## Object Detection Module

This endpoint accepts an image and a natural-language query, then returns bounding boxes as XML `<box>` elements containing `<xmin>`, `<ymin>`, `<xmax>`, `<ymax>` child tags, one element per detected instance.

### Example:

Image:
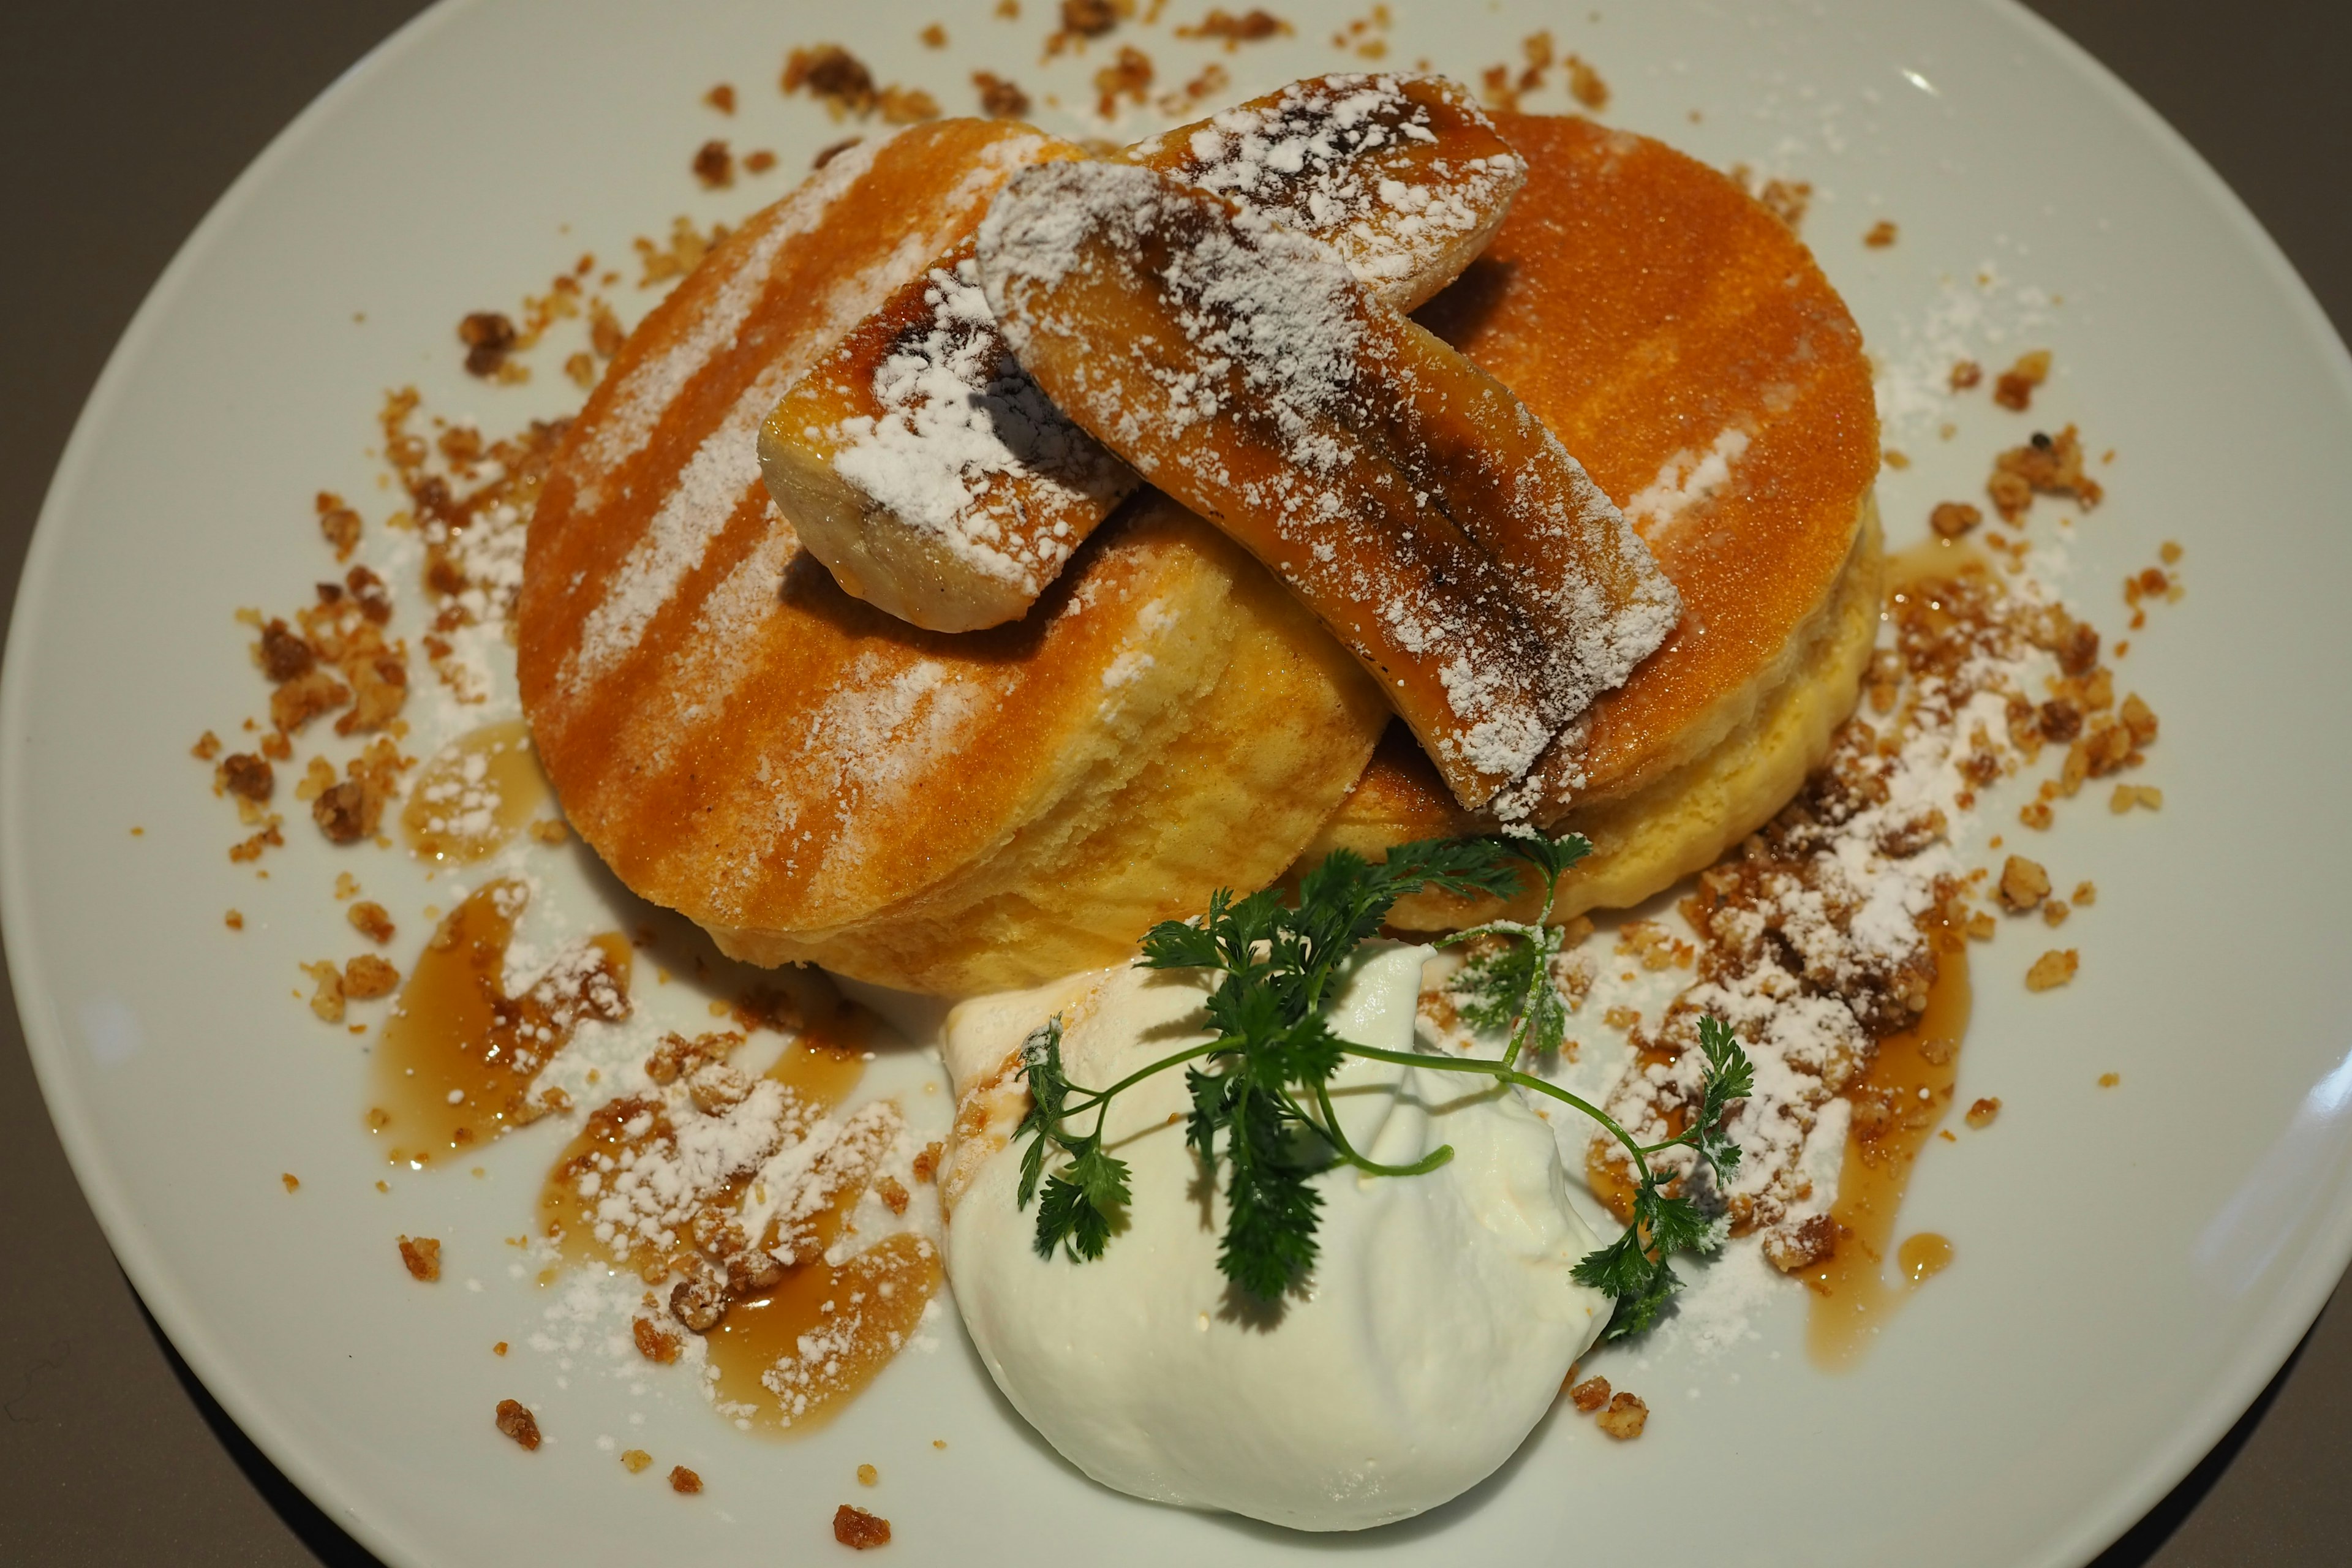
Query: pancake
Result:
<box><xmin>519</xmin><ymin>121</ymin><xmax>1389</xmax><ymax>995</ymax></box>
<box><xmin>525</xmin><ymin>108</ymin><xmax>1878</xmax><ymax>994</ymax></box>
<box><xmin>1297</xmin><ymin>111</ymin><xmax>1882</xmax><ymax>920</ymax></box>
<box><xmin>1305</xmin><ymin>503</ymin><xmax>1882</xmax><ymax>929</ymax></box>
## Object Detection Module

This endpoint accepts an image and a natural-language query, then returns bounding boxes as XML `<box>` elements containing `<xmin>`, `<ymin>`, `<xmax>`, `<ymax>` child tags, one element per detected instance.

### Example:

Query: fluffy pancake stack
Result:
<box><xmin>519</xmin><ymin>86</ymin><xmax>1880</xmax><ymax>994</ymax></box>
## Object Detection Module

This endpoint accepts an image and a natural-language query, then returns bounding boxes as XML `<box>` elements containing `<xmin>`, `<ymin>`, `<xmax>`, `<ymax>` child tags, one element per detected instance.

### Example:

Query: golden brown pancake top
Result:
<box><xmin>1419</xmin><ymin>113</ymin><xmax>1879</xmax><ymax>809</ymax></box>
<box><xmin>519</xmin><ymin>119</ymin><xmax>1172</xmax><ymax>935</ymax></box>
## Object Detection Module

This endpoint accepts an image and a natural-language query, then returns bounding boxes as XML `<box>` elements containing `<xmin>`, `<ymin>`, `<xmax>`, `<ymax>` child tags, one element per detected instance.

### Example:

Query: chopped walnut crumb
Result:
<box><xmin>312</xmin><ymin>737</ymin><xmax>405</xmax><ymax>845</ymax></box>
<box><xmin>2019</xmin><ymin>801</ymin><xmax>2054</xmax><ymax>831</ymax></box>
<box><xmin>1568</xmin><ymin>1375</ymin><xmax>1611</xmax><ymax>1412</ymax></box>
<box><xmin>669</xmin><ymin>1274</ymin><xmax>725</xmax><ymax>1332</ymax></box>
<box><xmin>270</xmin><ymin>669</ymin><xmax>350</xmax><ymax>734</ymax></box>
<box><xmin>633</xmin><ymin>1316</ymin><xmax>682</xmax><ymax>1364</ymax></box>
<box><xmin>1176</xmin><ymin>8</ymin><xmax>1291</xmax><ymax>47</ymax></box>
<box><xmin>303</xmin><ymin>960</ymin><xmax>346</xmax><ymax>1022</ymax></box>
<box><xmin>316</xmin><ymin>491</ymin><xmax>363</xmax><ymax>561</ymax></box>
<box><xmin>633</xmin><ymin>215</ymin><xmax>730</xmax><ymax>287</ymax></box>
<box><xmin>1094</xmin><ymin>45</ymin><xmax>1153</xmax><ymax>116</ymax></box>
<box><xmin>344</xmin><ymin>954</ymin><xmax>400</xmax><ymax>1000</ymax></box>
<box><xmin>1061</xmin><ymin>0</ymin><xmax>1125</xmax><ymax>37</ymax></box>
<box><xmin>705</xmin><ymin>82</ymin><xmax>736</xmax><ymax>113</ymax></box>
<box><xmin>1478</xmin><ymin>62</ymin><xmax>1520</xmax><ymax>113</ymax></box>
<box><xmin>1595</xmin><ymin>1392</ymin><xmax>1649</xmax><ymax>1440</ymax></box>
<box><xmin>281</xmin><ymin>1172</ymin><xmax>300</xmax><ymax>1193</ymax></box>
<box><xmin>494</xmin><ymin>1398</ymin><xmax>540</xmax><ymax>1450</ymax></box>
<box><xmin>1565</xmin><ymin>53</ymin><xmax>1608</xmax><ymax>110</ymax></box>
<box><xmin>783</xmin><ymin>45</ymin><xmax>877</xmax><ymax>116</ymax></box>
<box><xmin>1994</xmin><ymin>349</ymin><xmax>2051</xmax><ymax>412</ymax></box>
<box><xmin>973</xmin><ymin>70</ymin><xmax>1030</xmax><ymax>116</ymax></box>
<box><xmin>492</xmin><ymin>1340</ymin><xmax>508</xmax><ymax>1355</ymax></box>
<box><xmin>1753</xmin><ymin>176</ymin><xmax>1811</xmax><ymax>231</ymax></box>
<box><xmin>857</xmin><ymin>1462</ymin><xmax>880</xmax><ymax>1486</ymax></box>
<box><xmin>879</xmin><ymin>85</ymin><xmax>940</xmax><ymax>124</ymax></box>
<box><xmin>225</xmin><ymin>909</ymin><xmax>245</xmax><ymax>930</ymax></box>
<box><xmin>692</xmin><ymin>139</ymin><xmax>734</xmax><ymax>188</ymax></box>
<box><xmin>1762</xmin><ymin>1213</ymin><xmax>1837</xmax><ymax>1272</ymax></box>
<box><xmin>529</xmin><ymin>818</ymin><xmax>570</xmax><ymax>845</ymax></box>
<box><xmin>336</xmin><ymin>652</ymin><xmax>407</xmax><ymax>737</ymax></box>
<box><xmin>1989</xmin><ymin>424</ymin><xmax>2103</xmax><ymax>521</ymax></box>
<box><xmin>458</xmin><ymin>312</ymin><xmax>518</xmax><ymax>377</ymax></box>
<box><xmin>2041</xmin><ymin>899</ymin><xmax>2071</xmax><ymax>927</ymax></box>
<box><xmin>1996</xmin><ymin>855</ymin><xmax>2050</xmax><ymax>912</ymax></box>
<box><xmin>398</xmin><ymin>1235</ymin><xmax>442</xmax><ymax>1281</ymax></box>
<box><xmin>2110</xmin><ymin>783</ymin><xmax>2164</xmax><ymax>813</ymax></box>
<box><xmin>621</xmin><ymin>1448</ymin><xmax>653</xmax><ymax>1472</ymax></box>
<box><xmin>2119</xmin><ymin>692</ymin><xmax>2158</xmax><ymax>747</ymax></box>
<box><xmin>1864</xmin><ymin>219</ymin><xmax>1898</xmax><ymax>247</ymax></box>
<box><xmin>743</xmin><ymin>149</ymin><xmax>777</xmax><ymax>175</ymax></box>
<box><xmin>589</xmin><ymin>301</ymin><xmax>624</xmax><ymax>356</ymax></box>
<box><xmin>2099</xmin><ymin>1072</ymin><xmax>2121</xmax><ymax>1088</ymax></box>
<box><xmin>1964</xmin><ymin>910</ymin><xmax>1996</xmax><ymax>941</ymax></box>
<box><xmin>2026</xmin><ymin>949</ymin><xmax>2079</xmax><ymax>991</ymax></box>
<box><xmin>2038</xmin><ymin>698</ymin><xmax>2082</xmax><ymax>744</ymax></box>
<box><xmin>1602</xmin><ymin>1006</ymin><xmax>1640</xmax><ymax>1030</ymax></box>
<box><xmin>668</xmin><ymin>1465</ymin><xmax>703</xmax><ymax>1494</ymax></box>
<box><xmin>1965</xmin><ymin>1096</ymin><xmax>2002</xmax><ymax>1129</ymax></box>
<box><xmin>1950</xmin><ymin>359</ymin><xmax>1983</xmax><ymax>391</ymax></box>
<box><xmin>920</xmin><ymin>22</ymin><xmax>948</xmax><ymax>47</ymax></box>
<box><xmin>834</xmin><ymin>1504</ymin><xmax>892</xmax><ymax>1548</ymax></box>
<box><xmin>257</xmin><ymin>618</ymin><xmax>317</xmax><ymax>682</ymax></box>
<box><xmin>913</xmin><ymin>1140</ymin><xmax>944</xmax><ymax>1183</ymax></box>
<box><xmin>192</xmin><ymin>729</ymin><xmax>224</xmax><ymax>761</ymax></box>
<box><xmin>218</xmin><ymin>753</ymin><xmax>274</xmax><ymax>802</ymax></box>
<box><xmin>1929</xmin><ymin>501</ymin><xmax>1981</xmax><ymax>539</ymax></box>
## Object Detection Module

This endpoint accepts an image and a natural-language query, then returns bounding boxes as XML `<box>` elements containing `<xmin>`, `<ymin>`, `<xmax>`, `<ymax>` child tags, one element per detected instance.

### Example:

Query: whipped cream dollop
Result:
<box><xmin>938</xmin><ymin>944</ymin><xmax>1613</xmax><ymax>1531</ymax></box>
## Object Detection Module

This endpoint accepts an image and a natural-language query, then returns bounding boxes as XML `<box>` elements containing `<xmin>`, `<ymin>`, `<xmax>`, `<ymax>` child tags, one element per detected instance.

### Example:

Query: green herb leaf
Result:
<box><xmin>1689</xmin><ymin>1015</ymin><xmax>1756</xmax><ymax>1184</ymax></box>
<box><xmin>1006</xmin><ymin>832</ymin><xmax>1751</xmax><ymax>1344</ymax></box>
<box><xmin>1494</xmin><ymin>829</ymin><xmax>1593</xmax><ymax>888</ymax></box>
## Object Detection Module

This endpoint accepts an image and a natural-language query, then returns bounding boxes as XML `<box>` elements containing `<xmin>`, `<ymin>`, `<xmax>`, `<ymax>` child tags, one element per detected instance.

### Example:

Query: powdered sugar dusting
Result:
<box><xmin>562</xmin><ymin>366</ymin><xmax>785</xmax><ymax>693</ymax></box>
<box><xmin>981</xmin><ymin>157</ymin><xmax>1678</xmax><ymax>810</ymax></box>
<box><xmin>828</xmin><ymin>255</ymin><xmax>1128</xmax><ymax>590</ymax></box>
<box><xmin>580</xmin><ymin>135</ymin><xmax>891</xmax><ymax>483</ymax></box>
<box><xmin>1626</xmin><ymin>427</ymin><xmax>1752</xmax><ymax>532</ymax></box>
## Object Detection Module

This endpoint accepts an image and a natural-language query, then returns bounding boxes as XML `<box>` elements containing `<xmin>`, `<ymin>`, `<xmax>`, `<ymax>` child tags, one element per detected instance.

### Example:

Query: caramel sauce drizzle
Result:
<box><xmin>401</xmin><ymin>718</ymin><xmax>549</xmax><ymax>865</ymax></box>
<box><xmin>1577</xmin><ymin>927</ymin><xmax>1971</xmax><ymax>1365</ymax></box>
<box><xmin>534</xmin><ymin>1001</ymin><xmax>941</xmax><ymax>1435</ymax></box>
<box><xmin>366</xmin><ymin>880</ymin><xmax>630</xmax><ymax>1166</ymax></box>
<box><xmin>1805</xmin><ymin>927</ymin><xmax>1971</xmax><ymax>1366</ymax></box>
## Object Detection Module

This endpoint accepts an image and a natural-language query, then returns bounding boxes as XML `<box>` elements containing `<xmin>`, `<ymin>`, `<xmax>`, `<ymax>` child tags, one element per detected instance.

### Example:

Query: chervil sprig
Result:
<box><xmin>1441</xmin><ymin>831</ymin><xmax>1593</xmax><ymax>1068</ymax></box>
<box><xmin>1007</xmin><ymin>835</ymin><xmax>1754</xmax><ymax>1340</ymax></box>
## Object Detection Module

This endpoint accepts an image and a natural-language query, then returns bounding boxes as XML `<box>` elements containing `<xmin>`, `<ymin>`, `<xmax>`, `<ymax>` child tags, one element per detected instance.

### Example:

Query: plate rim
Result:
<box><xmin>6</xmin><ymin>1</ymin><xmax>2351</xmax><ymax>1562</ymax></box>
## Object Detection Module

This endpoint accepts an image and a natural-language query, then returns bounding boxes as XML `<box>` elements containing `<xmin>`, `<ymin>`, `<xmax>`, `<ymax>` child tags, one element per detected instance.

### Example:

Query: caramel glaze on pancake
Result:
<box><xmin>1303</xmin><ymin>111</ymin><xmax>1880</xmax><ymax>912</ymax></box>
<box><xmin>520</xmin><ymin>120</ymin><xmax>1387</xmax><ymax>995</ymax></box>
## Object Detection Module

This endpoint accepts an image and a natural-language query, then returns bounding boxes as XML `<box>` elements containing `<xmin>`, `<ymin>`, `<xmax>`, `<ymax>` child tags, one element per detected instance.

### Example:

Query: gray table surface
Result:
<box><xmin>4</xmin><ymin>2</ymin><xmax>2348</xmax><ymax>1561</ymax></box>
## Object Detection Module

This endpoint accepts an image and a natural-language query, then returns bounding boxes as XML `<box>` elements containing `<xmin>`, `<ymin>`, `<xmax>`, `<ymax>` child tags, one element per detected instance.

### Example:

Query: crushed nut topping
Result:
<box><xmin>834</xmin><ymin>1504</ymin><xmax>892</xmax><ymax>1548</ymax></box>
<box><xmin>398</xmin><ymin>1235</ymin><xmax>442</xmax><ymax>1282</ymax></box>
<box><xmin>494</xmin><ymin>1398</ymin><xmax>540</xmax><ymax>1450</ymax></box>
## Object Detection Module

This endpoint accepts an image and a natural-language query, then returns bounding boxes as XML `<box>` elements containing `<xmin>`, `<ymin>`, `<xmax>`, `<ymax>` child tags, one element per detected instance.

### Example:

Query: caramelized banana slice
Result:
<box><xmin>977</xmin><ymin>160</ymin><xmax>1679</xmax><ymax>812</ymax></box>
<box><xmin>760</xmin><ymin>75</ymin><xmax>1525</xmax><ymax>632</ymax></box>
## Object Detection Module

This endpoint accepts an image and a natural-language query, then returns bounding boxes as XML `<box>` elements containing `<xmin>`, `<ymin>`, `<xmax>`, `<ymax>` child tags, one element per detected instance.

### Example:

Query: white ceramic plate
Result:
<box><xmin>11</xmin><ymin>0</ymin><xmax>2352</xmax><ymax>1562</ymax></box>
